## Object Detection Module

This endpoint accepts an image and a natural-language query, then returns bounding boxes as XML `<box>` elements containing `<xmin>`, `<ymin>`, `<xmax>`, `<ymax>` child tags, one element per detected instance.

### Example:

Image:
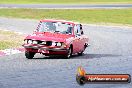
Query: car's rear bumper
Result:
<box><xmin>22</xmin><ymin>44</ymin><xmax>68</xmax><ymax>55</ymax></box>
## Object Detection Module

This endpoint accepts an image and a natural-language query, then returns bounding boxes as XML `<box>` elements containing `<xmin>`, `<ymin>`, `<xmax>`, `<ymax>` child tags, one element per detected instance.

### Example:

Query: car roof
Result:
<box><xmin>40</xmin><ymin>19</ymin><xmax>75</xmax><ymax>25</ymax></box>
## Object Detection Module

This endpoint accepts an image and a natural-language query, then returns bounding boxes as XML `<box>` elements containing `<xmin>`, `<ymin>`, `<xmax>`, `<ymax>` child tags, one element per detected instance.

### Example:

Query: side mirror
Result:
<box><xmin>81</xmin><ymin>31</ymin><xmax>84</xmax><ymax>35</ymax></box>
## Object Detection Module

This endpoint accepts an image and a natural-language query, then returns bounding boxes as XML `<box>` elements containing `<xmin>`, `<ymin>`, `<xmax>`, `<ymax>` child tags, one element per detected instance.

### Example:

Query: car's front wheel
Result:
<box><xmin>25</xmin><ymin>51</ymin><xmax>35</xmax><ymax>59</ymax></box>
<box><xmin>64</xmin><ymin>47</ymin><xmax>72</xmax><ymax>59</ymax></box>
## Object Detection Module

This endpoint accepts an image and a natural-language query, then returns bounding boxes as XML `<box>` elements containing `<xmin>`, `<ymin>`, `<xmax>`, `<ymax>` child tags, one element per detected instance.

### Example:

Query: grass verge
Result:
<box><xmin>0</xmin><ymin>9</ymin><xmax>132</xmax><ymax>25</ymax></box>
<box><xmin>0</xmin><ymin>30</ymin><xmax>23</xmax><ymax>50</ymax></box>
<box><xmin>0</xmin><ymin>0</ymin><xmax>132</xmax><ymax>4</ymax></box>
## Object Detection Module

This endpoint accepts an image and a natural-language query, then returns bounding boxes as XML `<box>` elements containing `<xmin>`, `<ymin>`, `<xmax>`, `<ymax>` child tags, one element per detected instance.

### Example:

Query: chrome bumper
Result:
<box><xmin>22</xmin><ymin>44</ymin><xmax>68</xmax><ymax>52</ymax></box>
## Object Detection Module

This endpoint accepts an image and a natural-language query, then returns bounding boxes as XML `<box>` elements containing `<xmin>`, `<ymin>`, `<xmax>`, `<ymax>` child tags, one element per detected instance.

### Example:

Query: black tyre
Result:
<box><xmin>78</xmin><ymin>51</ymin><xmax>84</xmax><ymax>56</ymax></box>
<box><xmin>65</xmin><ymin>47</ymin><xmax>72</xmax><ymax>59</ymax></box>
<box><xmin>78</xmin><ymin>45</ymin><xmax>86</xmax><ymax>56</ymax></box>
<box><xmin>25</xmin><ymin>51</ymin><xmax>35</xmax><ymax>59</ymax></box>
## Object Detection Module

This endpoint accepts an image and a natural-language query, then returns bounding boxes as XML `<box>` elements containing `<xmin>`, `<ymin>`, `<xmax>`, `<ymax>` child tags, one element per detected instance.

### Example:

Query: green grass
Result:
<box><xmin>0</xmin><ymin>0</ymin><xmax>132</xmax><ymax>4</ymax></box>
<box><xmin>0</xmin><ymin>9</ymin><xmax>132</xmax><ymax>25</ymax></box>
<box><xmin>0</xmin><ymin>30</ymin><xmax>23</xmax><ymax>50</ymax></box>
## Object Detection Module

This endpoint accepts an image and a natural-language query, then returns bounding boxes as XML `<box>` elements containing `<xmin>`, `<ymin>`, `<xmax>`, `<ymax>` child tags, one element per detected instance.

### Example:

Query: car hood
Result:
<box><xmin>25</xmin><ymin>32</ymin><xmax>74</xmax><ymax>42</ymax></box>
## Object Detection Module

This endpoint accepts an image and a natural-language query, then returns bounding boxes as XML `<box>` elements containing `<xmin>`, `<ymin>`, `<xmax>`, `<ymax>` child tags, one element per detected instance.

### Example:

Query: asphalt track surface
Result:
<box><xmin>0</xmin><ymin>17</ymin><xmax>132</xmax><ymax>88</ymax></box>
<box><xmin>0</xmin><ymin>4</ymin><xmax>132</xmax><ymax>9</ymax></box>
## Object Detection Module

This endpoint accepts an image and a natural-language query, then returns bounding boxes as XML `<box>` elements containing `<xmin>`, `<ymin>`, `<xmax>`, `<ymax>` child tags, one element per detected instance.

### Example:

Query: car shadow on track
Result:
<box><xmin>32</xmin><ymin>53</ymin><xmax>121</xmax><ymax>59</ymax></box>
<box><xmin>71</xmin><ymin>53</ymin><xmax>121</xmax><ymax>59</ymax></box>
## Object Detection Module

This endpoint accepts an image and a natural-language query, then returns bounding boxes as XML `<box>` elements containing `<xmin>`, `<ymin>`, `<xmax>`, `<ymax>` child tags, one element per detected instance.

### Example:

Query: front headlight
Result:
<box><xmin>56</xmin><ymin>42</ymin><xmax>62</xmax><ymax>46</ymax></box>
<box><xmin>52</xmin><ymin>42</ymin><xmax>56</xmax><ymax>46</ymax></box>
<box><xmin>41</xmin><ymin>41</ymin><xmax>46</xmax><ymax>44</ymax></box>
<box><xmin>28</xmin><ymin>40</ymin><xmax>32</xmax><ymax>44</ymax></box>
<box><xmin>24</xmin><ymin>40</ymin><xmax>27</xmax><ymax>44</ymax></box>
<box><xmin>32</xmin><ymin>40</ymin><xmax>38</xmax><ymax>44</ymax></box>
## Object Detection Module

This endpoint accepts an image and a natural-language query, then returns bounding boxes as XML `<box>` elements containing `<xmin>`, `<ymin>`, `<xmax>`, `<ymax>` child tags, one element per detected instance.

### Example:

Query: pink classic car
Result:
<box><xmin>22</xmin><ymin>19</ymin><xmax>89</xmax><ymax>59</ymax></box>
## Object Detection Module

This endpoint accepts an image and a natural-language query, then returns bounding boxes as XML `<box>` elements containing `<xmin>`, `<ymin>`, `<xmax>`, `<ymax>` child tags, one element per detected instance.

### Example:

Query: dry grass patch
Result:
<box><xmin>0</xmin><ymin>30</ymin><xmax>24</xmax><ymax>50</ymax></box>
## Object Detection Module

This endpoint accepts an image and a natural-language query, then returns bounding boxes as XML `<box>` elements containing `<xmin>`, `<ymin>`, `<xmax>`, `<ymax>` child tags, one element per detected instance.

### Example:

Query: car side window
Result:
<box><xmin>74</xmin><ymin>24</ymin><xmax>81</xmax><ymax>37</ymax></box>
<box><xmin>80</xmin><ymin>24</ymin><xmax>84</xmax><ymax>35</ymax></box>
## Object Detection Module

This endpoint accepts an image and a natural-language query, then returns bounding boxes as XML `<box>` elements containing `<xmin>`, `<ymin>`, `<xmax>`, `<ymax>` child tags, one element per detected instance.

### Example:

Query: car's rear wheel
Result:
<box><xmin>78</xmin><ymin>51</ymin><xmax>84</xmax><ymax>56</ymax></box>
<box><xmin>78</xmin><ymin>44</ymin><xmax>87</xmax><ymax>56</ymax></box>
<box><xmin>25</xmin><ymin>51</ymin><xmax>35</xmax><ymax>59</ymax></box>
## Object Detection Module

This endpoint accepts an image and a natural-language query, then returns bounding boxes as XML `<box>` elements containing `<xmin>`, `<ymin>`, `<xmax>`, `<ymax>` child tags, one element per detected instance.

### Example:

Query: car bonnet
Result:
<box><xmin>25</xmin><ymin>32</ymin><xmax>74</xmax><ymax>42</ymax></box>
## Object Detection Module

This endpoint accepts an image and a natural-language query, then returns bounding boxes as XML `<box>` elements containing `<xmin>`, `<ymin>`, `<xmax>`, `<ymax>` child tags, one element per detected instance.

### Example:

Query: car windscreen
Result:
<box><xmin>37</xmin><ymin>22</ymin><xmax>73</xmax><ymax>34</ymax></box>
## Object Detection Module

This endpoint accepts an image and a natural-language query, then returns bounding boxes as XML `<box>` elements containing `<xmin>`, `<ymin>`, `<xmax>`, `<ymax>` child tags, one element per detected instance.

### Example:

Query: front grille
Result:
<box><xmin>38</xmin><ymin>40</ymin><xmax>52</xmax><ymax>46</ymax></box>
<box><xmin>46</xmin><ymin>41</ymin><xmax>52</xmax><ymax>46</ymax></box>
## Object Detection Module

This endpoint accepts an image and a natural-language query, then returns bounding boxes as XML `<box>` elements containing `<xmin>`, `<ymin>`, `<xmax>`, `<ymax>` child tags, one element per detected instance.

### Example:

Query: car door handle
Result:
<box><xmin>78</xmin><ymin>38</ymin><xmax>81</xmax><ymax>40</ymax></box>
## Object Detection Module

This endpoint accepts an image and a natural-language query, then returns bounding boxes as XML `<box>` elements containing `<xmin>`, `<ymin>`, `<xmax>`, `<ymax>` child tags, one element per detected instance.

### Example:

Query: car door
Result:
<box><xmin>79</xmin><ymin>24</ymin><xmax>87</xmax><ymax>51</ymax></box>
<box><xmin>76</xmin><ymin>24</ymin><xmax>84</xmax><ymax>52</ymax></box>
<box><xmin>72</xmin><ymin>24</ymin><xmax>83</xmax><ymax>53</ymax></box>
